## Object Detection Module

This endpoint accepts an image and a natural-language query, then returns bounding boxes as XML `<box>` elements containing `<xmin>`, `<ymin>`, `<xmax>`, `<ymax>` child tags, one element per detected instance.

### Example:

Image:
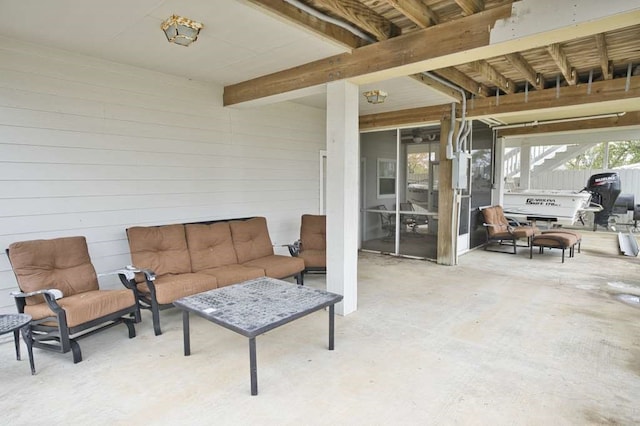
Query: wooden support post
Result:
<box><xmin>437</xmin><ymin>115</ymin><xmax>459</xmax><ymax>265</ymax></box>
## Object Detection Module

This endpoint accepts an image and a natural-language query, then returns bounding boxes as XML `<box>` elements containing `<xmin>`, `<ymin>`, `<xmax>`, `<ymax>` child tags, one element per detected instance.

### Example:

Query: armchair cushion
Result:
<box><xmin>25</xmin><ymin>289</ymin><xmax>135</xmax><ymax>328</ymax></box>
<box><xmin>300</xmin><ymin>214</ymin><xmax>326</xmax><ymax>251</ymax></box>
<box><xmin>127</xmin><ymin>224</ymin><xmax>191</xmax><ymax>281</ymax></box>
<box><xmin>8</xmin><ymin>236</ymin><xmax>99</xmax><ymax>305</ymax></box>
<box><xmin>299</xmin><ymin>250</ymin><xmax>326</xmax><ymax>268</ymax></box>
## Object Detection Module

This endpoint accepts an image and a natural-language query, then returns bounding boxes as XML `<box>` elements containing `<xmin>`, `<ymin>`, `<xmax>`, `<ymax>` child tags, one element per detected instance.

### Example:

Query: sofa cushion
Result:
<box><xmin>243</xmin><ymin>255</ymin><xmax>304</xmax><ymax>280</ymax></box>
<box><xmin>229</xmin><ymin>217</ymin><xmax>274</xmax><ymax>263</ymax></box>
<box><xmin>8</xmin><ymin>236</ymin><xmax>99</xmax><ymax>305</ymax></box>
<box><xmin>300</xmin><ymin>214</ymin><xmax>326</xmax><ymax>251</ymax></box>
<box><xmin>136</xmin><ymin>273</ymin><xmax>217</xmax><ymax>305</ymax></box>
<box><xmin>127</xmin><ymin>224</ymin><xmax>191</xmax><ymax>281</ymax></box>
<box><xmin>185</xmin><ymin>222</ymin><xmax>238</xmax><ymax>271</ymax></box>
<box><xmin>198</xmin><ymin>264</ymin><xmax>265</xmax><ymax>287</ymax></box>
<box><xmin>25</xmin><ymin>289</ymin><xmax>135</xmax><ymax>328</ymax></box>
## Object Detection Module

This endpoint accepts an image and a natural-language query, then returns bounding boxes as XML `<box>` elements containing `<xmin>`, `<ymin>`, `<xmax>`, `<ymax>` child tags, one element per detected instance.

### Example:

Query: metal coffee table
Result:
<box><xmin>173</xmin><ymin>277</ymin><xmax>343</xmax><ymax>395</ymax></box>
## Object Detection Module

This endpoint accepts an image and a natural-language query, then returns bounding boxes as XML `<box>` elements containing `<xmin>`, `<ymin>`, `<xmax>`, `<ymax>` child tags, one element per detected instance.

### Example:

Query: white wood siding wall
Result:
<box><xmin>0</xmin><ymin>38</ymin><xmax>325</xmax><ymax>313</ymax></box>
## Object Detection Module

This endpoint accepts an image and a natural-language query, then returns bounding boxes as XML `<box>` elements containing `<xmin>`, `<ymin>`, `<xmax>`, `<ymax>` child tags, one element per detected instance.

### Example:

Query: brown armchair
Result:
<box><xmin>481</xmin><ymin>205</ymin><xmax>539</xmax><ymax>254</ymax></box>
<box><xmin>288</xmin><ymin>214</ymin><xmax>326</xmax><ymax>285</ymax></box>
<box><xmin>7</xmin><ymin>236</ymin><xmax>139</xmax><ymax>364</ymax></box>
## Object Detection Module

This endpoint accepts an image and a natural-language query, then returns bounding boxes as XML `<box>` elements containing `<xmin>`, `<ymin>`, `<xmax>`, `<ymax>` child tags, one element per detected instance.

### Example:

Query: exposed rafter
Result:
<box><xmin>547</xmin><ymin>43</ymin><xmax>577</xmax><ymax>86</ymax></box>
<box><xmin>454</xmin><ymin>0</ymin><xmax>485</xmax><ymax>16</ymax></box>
<box><xmin>386</xmin><ymin>0</ymin><xmax>440</xmax><ymax>28</ymax></box>
<box><xmin>595</xmin><ymin>33</ymin><xmax>612</xmax><ymax>80</ymax></box>
<box><xmin>360</xmin><ymin>75</ymin><xmax>640</xmax><ymax>130</ymax></box>
<box><xmin>309</xmin><ymin>0</ymin><xmax>399</xmax><ymax>40</ymax></box>
<box><xmin>245</xmin><ymin>0</ymin><xmax>365</xmax><ymax>49</ymax></box>
<box><xmin>471</xmin><ymin>60</ymin><xmax>515</xmax><ymax>94</ymax></box>
<box><xmin>409</xmin><ymin>73</ymin><xmax>463</xmax><ymax>102</ymax></box>
<box><xmin>433</xmin><ymin>67</ymin><xmax>490</xmax><ymax>97</ymax></box>
<box><xmin>504</xmin><ymin>53</ymin><xmax>544</xmax><ymax>90</ymax></box>
<box><xmin>497</xmin><ymin>111</ymin><xmax>640</xmax><ymax>137</ymax></box>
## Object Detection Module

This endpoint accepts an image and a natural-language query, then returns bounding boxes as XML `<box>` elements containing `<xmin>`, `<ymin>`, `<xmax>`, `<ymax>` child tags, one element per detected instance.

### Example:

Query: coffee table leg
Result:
<box><xmin>13</xmin><ymin>329</ymin><xmax>21</xmax><ymax>361</ymax></box>
<box><xmin>249</xmin><ymin>337</ymin><xmax>258</xmax><ymax>396</ymax></box>
<box><xmin>183</xmin><ymin>311</ymin><xmax>190</xmax><ymax>356</ymax></box>
<box><xmin>329</xmin><ymin>304</ymin><xmax>335</xmax><ymax>350</ymax></box>
<box><xmin>21</xmin><ymin>326</ymin><xmax>35</xmax><ymax>375</ymax></box>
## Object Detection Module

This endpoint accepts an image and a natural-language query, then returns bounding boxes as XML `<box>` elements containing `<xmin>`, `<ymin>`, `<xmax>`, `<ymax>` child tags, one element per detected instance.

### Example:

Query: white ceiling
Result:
<box><xmin>0</xmin><ymin>0</ymin><xmax>446</xmax><ymax>113</ymax></box>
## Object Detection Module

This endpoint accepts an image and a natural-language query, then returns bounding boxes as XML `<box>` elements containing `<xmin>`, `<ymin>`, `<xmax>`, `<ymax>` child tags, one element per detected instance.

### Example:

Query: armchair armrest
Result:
<box><xmin>286</xmin><ymin>240</ymin><xmax>301</xmax><ymax>257</ymax></box>
<box><xmin>103</xmin><ymin>265</ymin><xmax>156</xmax><ymax>289</ymax></box>
<box><xmin>11</xmin><ymin>288</ymin><xmax>64</xmax><ymax>314</ymax></box>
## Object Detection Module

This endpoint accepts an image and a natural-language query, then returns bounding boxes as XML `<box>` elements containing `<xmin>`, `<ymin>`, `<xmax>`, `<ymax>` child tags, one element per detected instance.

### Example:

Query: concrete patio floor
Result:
<box><xmin>1</xmin><ymin>230</ymin><xmax>639</xmax><ymax>425</ymax></box>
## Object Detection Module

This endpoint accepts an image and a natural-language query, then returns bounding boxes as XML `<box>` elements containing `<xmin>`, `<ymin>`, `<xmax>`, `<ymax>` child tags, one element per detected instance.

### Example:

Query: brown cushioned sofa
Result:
<box><xmin>124</xmin><ymin>217</ymin><xmax>304</xmax><ymax>335</ymax></box>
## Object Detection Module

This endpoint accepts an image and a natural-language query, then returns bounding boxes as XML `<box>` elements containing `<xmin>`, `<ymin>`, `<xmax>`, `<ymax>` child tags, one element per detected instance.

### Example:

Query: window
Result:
<box><xmin>377</xmin><ymin>158</ymin><xmax>396</xmax><ymax>198</ymax></box>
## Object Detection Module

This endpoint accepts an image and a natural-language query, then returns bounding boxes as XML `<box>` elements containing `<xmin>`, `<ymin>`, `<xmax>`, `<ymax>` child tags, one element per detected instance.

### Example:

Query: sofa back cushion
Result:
<box><xmin>300</xmin><ymin>214</ymin><xmax>326</xmax><ymax>251</ymax></box>
<box><xmin>185</xmin><ymin>222</ymin><xmax>238</xmax><ymax>271</ymax></box>
<box><xmin>229</xmin><ymin>217</ymin><xmax>274</xmax><ymax>263</ymax></box>
<box><xmin>8</xmin><ymin>236</ymin><xmax>99</xmax><ymax>305</ymax></box>
<box><xmin>127</xmin><ymin>224</ymin><xmax>191</xmax><ymax>279</ymax></box>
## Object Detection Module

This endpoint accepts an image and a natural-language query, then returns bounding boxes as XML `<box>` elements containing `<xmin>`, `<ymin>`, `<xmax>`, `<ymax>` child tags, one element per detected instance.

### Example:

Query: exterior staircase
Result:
<box><xmin>505</xmin><ymin>143</ymin><xmax>599</xmax><ymax>178</ymax></box>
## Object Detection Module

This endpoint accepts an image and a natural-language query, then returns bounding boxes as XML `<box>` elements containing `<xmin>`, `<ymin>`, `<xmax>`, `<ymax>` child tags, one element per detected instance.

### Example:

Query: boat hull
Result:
<box><xmin>503</xmin><ymin>190</ymin><xmax>592</xmax><ymax>225</ymax></box>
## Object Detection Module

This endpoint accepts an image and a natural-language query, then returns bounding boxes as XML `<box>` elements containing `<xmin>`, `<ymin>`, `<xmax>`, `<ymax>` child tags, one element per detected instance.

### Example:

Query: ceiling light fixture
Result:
<box><xmin>363</xmin><ymin>90</ymin><xmax>387</xmax><ymax>104</ymax></box>
<box><xmin>161</xmin><ymin>15</ymin><xmax>203</xmax><ymax>47</ymax></box>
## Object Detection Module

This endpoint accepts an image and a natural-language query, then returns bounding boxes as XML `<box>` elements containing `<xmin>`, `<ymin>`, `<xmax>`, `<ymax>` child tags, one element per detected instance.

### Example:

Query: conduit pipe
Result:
<box><xmin>283</xmin><ymin>0</ymin><xmax>376</xmax><ymax>43</ymax></box>
<box><xmin>491</xmin><ymin>112</ymin><xmax>626</xmax><ymax>131</ymax></box>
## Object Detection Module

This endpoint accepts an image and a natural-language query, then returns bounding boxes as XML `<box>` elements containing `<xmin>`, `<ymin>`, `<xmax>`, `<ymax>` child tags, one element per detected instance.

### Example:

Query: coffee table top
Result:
<box><xmin>173</xmin><ymin>277</ymin><xmax>343</xmax><ymax>338</ymax></box>
<box><xmin>0</xmin><ymin>314</ymin><xmax>31</xmax><ymax>335</ymax></box>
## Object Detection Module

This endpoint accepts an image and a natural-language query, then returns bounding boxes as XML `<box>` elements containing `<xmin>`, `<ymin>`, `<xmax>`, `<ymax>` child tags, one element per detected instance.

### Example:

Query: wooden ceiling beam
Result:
<box><xmin>595</xmin><ymin>33</ymin><xmax>612</xmax><ymax>80</ymax></box>
<box><xmin>433</xmin><ymin>67</ymin><xmax>491</xmax><ymax>97</ymax></box>
<box><xmin>547</xmin><ymin>43</ymin><xmax>577</xmax><ymax>86</ymax></box>
<box><xmin>496</xmin><ymin>111</ymin><xmax>640</xmax><ymax>137</ymax></box>
<box><xmin>245</xmin><ymin>0</ymin><xmax>366</xmax><ymax>49</ymax></box>
<box><xmin>360</xmin><ymin>104</ymin><xmax>452</xmax><ymax>130</ymax></box>
<box><xmin>225</xmin><ymin>5</ymin><xmax>511</xmax><ymax>105</ymax></box>
<box><xmin>386</xmin><ymin>0</ymin><xmax>440</xmax><ymax>28</ymax></box>
<box><xmin>471</xmin><ymin>60</ymin><xmax>515</xmax><ymax>94</ymax></box>
<box><xmin>359</xmin><ymin>75</ymin><xmax>640</xmax><ymax>130</ymax></box>
<box><xmin>454</xmin><ymin>0</ymin><xmax>485</xmax><ymax>16</ymax></box>
<box><xmin>504</xmin><ymin>53</ymin><xmax>544</xmax><ymax>90</ymax></box>
<box><xmin>225</xmin><ymin>6</ymin><xmax>640</xmax><ymax>105</ymax></box>
<box><xmin>409</xmin><ymin>73</ymin><xmax>463</xmax><ymax>102</ymax></box>
<box><xmin>310</xmin><ymin>0</ymin><xmax>399</xmax><ymax>40</ymax></box>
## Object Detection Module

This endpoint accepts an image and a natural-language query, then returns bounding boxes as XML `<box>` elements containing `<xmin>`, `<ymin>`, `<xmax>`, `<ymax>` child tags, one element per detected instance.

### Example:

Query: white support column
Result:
<box><xmin>492</xmin><ymin>136</ymin><xmax>506</xmax><ymax>206</ymax></box>
<box><xmin>326</xmin><ymin>81</ymin><xmax>359</xmax><ymax>315</ymax></box>
<box><xmin>520</xmin><ymin>143</ymin><xmax>531</xmax><ymax>190</ymax></box>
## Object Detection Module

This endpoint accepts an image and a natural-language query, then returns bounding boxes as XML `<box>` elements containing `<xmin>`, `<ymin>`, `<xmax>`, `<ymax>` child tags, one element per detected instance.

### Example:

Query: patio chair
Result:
<box><xmin>480</xmin><ymin>205</ymin><xmax>539</xmax><ymax>254</ymax></box>
<box><xmin>375</xmin><ymin>205</ymin><xmax>396</xmax><ymax>239</ymax></box>
<box><xmin>399</xmin><ymin>202</ymin><xmax>420</xmax><ymax>232</ymax></box>
<box><xmin>287</xmin><ymin>214</ymin><xmax>326</xmax><ymax>285</ymax></box>
<box><xmin>7</xmin><ymin>236</ymin><xmax>139</xmax><ymax>363</ymax></box>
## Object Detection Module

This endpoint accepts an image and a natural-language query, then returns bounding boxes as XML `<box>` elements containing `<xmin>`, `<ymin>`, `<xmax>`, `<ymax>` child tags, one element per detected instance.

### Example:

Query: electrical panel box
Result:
<box><xmin>452</xmin><ymin>151</ymin><xmax>471</xmax><ymax>190</ymax></box>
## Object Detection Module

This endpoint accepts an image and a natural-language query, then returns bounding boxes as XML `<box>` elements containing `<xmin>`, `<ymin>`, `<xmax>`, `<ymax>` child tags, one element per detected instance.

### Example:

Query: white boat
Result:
<box><xmin>502</xmin><ymin>190</ymin><xmax>594</xmax><ymax>225</ymax></box>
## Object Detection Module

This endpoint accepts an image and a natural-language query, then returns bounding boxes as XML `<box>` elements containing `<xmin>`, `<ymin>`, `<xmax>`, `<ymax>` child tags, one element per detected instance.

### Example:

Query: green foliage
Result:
<box><xmin>564</xmin><ymin>140</ymin><xmax>640</xmax><ymax>169</ymax></box>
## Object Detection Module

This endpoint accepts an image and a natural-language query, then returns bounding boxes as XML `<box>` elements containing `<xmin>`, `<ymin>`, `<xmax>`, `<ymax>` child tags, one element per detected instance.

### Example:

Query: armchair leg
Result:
<box><xmin>151</xmin><ymin>300</ymin><xmax>162</xmax><ymax>336</ymax></box>
<box><xmin>124</xmin><ymin>318</ymin><xmax>136</xmax><ymax>339</ymax></box>
<box><xmin>70</xmin><ymin>340</ymin><xmax>82</xmax><ymax>364</ymax></box>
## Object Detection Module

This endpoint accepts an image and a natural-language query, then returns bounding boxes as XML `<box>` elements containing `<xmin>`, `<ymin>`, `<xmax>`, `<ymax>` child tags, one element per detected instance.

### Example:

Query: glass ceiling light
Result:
<box><xmin>363</xmin><ymin>90</ymin><xmax>388</xmax><ymax>104</ymax></box>
<box><xmin>161</xmin><ymin>15</ymin><xmax>203</xmax><ymax>47</ymax></box>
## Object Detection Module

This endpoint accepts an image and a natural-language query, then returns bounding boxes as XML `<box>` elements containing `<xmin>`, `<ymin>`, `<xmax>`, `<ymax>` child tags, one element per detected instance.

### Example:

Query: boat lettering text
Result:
<box><xmin>525</xmin><ymin>198</ymin><xmax>559</xmax><ymax>206</ymax></box>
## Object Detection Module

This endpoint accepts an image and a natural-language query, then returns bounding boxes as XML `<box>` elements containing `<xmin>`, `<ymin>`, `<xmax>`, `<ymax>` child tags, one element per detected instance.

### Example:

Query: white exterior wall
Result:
<box><xmin>0</xmin><ymin>38</ymin><xmax>326</xmax><ymax>313</ymax></box>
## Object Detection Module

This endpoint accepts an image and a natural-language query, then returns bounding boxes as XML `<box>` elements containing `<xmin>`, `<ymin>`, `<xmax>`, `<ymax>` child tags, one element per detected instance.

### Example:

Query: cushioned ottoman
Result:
<box><xmin>530</xmin><ymin>232</ymin><xmax>579</xmax><ymax>263</ymax></box>
<box><xmin>541</xmin><ymin>229</ymin><xmax>582</xmax><ymax>254</ymax></box>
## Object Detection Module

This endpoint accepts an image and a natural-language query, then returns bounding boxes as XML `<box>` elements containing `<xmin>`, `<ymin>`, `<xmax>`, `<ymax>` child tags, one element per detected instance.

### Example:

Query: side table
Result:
<box><xmin>0</xmin><ymin>314</ymin><xmax>35</xmax><ymax>375</ymax></box>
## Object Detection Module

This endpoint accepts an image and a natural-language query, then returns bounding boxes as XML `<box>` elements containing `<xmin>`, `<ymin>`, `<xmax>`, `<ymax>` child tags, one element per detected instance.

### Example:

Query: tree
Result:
<box><xmin>564</xmin><ymin>140</ymin><xmax>640</xmax><ymax>169</ymax></box>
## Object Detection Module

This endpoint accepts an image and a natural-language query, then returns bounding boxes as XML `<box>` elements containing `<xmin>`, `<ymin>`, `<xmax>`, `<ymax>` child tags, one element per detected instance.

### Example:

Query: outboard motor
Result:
<box><xmin>586</xmin><ymin>172</ymin><xmax>621</xmax><ymax>228</ymax></box>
